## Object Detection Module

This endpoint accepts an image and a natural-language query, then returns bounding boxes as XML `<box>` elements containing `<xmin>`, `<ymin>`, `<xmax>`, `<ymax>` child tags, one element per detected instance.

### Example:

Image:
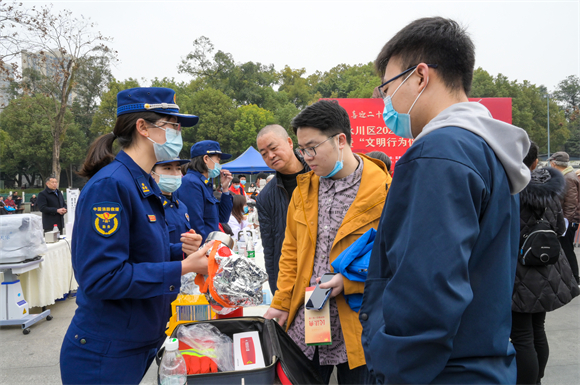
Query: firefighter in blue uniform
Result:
<box><xmin>60</xmin><ymin>88</ymin><xmax>212</xmax><ymax>385</ymax></box>
<box><xmin>150</xmin><ymin>158</ymin><xmax>192</xmax><ymax>261</ymax></box>
<box><xmin>176</xmin><ymin>140</ymin><xmax>234</xmax><ymax>242</ymax></box>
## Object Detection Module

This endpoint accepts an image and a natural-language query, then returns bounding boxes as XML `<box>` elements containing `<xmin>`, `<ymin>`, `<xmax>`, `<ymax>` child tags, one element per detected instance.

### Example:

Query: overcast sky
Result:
<box><xmin>22</xmin><ymin>0</ymin><xmax>580</xmax><ymax>92</ymax></box>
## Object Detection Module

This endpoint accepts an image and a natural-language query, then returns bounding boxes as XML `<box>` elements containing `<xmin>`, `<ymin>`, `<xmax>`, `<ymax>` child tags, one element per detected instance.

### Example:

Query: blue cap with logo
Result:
<box><xmin>190</xmin><ymin>140</ymin><xmax>232</xmax><ymax>160</ymax></box>
<box><xmin>154</xmin><ymin>158</ymin><xmax>190</xmax><ymax>166</ymax></box>
<box><xmin>117</xmin><ymin>87</ymin><xmax>199</xmax><ymax>127</ymax></box>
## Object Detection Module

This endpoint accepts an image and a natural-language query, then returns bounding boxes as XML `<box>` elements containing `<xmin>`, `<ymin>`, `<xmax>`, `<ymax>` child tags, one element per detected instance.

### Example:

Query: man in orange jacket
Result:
<box><xmin>264</xmin><ymin>100</ymin><xmax>391</xmax><ymax>384</ymax></box>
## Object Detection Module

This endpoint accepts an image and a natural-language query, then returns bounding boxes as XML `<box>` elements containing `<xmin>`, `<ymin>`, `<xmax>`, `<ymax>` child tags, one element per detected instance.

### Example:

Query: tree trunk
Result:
<box><xmin>51</xmin><ymin>132</ymin><xmax>62</xmax><ymax>185</ymax></box>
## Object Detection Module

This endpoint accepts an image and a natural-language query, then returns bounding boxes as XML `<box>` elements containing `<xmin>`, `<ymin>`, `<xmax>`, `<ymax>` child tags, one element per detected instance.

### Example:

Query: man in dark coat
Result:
<box><xmin>29</xmin><ymin>194</ymin><xmax>38</xmax><ymax>211</ymax></box>
<box><xmin>256</xmin><ymin>124</ymin><xmax>309</xmax><ymax>294</ymax></box>
<box><xmin>548</xmin><ymin>151</ymin><xmax>580</xmax><ymax>284</ymax></box>
<box><xmin>38</xmin><ymin>177</ymin><xmax>67</xmax><ymax>232</ymax></box>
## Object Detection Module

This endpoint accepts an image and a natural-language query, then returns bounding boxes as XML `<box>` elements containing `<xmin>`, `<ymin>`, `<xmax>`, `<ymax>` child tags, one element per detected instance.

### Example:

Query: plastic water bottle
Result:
<box><xmin>159</xmin><ymin>338</ymin><xmax>187</xmax><ymax>385</ymax></box>
<box><xmin>53</xmin><ymin>224</ymin><xmax>60</xmax><ymax>238</ymax></box>
<box><xmin>246</xmin><ymin>232</ymin><xmax>255</xmax><ymax>258</ymax></box>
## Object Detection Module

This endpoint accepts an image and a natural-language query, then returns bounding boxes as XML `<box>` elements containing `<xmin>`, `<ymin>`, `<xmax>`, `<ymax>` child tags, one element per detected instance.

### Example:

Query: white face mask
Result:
<box><xmin>147</xmin><ymin>124</ymin><xmax>183</xmax><ymax>162</ymax></box>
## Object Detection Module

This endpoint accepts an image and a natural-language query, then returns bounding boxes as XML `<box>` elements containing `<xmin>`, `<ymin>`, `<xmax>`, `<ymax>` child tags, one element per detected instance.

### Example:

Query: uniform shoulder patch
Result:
<box><xmin>92</xmin><ymin>202</ymin><xmax>122</xmax><ymax>237</ymax></box>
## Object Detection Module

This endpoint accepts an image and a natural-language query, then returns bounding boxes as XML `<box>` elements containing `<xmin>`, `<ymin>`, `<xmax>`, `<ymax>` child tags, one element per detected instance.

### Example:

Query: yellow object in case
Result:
<box><xmin>166</xmin><ymin>294</ymin><xmax>217</xmax><ymax>336</ymax></box>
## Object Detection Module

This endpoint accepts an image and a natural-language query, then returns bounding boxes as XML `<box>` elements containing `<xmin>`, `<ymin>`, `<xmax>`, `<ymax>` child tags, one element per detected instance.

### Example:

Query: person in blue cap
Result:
<box><xmin>176</xmin><ymin>140</ymin><xmax>234</xmax><ymax>242</ymax></box>
<box><xmin>60</xmin><ymin>87</ymin><xmax>213</xmax><ymax>385</ymax></box>
<box><xmin>150</xmin><ymin>158</ymin><xmax>193</xmax><ymax>259</ymax></box>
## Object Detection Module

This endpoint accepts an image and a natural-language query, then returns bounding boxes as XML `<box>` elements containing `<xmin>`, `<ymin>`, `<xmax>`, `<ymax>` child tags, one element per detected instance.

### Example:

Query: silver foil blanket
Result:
<box><xmin>206</xmin><ymin>255</ymin><xmax>268</xmax><ymax>312</ymax></box>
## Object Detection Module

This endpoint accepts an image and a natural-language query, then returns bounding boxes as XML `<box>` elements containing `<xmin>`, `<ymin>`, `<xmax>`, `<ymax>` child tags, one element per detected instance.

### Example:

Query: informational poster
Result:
<box><xmin>66</xmin><ymin>188</ymin><xmax>80</xmax><ymax>225</ymax></box>
<box><xmin>325</xmin><ymin>98</ymin><xmax>512</xmax><ymax>168</ymax></box>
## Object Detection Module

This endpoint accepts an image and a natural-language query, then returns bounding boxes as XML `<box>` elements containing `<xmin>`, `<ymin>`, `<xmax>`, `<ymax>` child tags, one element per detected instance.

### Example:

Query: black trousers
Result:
<box><xmin>511</xmin><ymin>311</ymin><xmax>548</xmax><ymax>385</ymax></box>
<box><xmin>559</xmin><ymin>223</ymin><xmax>579</xmax><ymax>283</ymax></box>
<box><xmin>311</xmin><ymin>348</ymin><xmax>375</xmax><ymax>385</ymax></box>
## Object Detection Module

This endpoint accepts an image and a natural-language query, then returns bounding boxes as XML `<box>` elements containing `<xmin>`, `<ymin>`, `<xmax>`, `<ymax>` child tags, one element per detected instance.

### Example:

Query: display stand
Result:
<box><xmin>0</xmin><ymin>259</ymin><xmax>52</xmax><ymax>334</ymax></box>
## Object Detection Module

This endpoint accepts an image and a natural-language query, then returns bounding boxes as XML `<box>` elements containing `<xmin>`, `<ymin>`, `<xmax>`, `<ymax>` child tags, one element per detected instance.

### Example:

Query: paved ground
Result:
<box><xmin>1</xmin><ymin>250</ymin><xmax>578</xmax><ymax>384</ymax></box>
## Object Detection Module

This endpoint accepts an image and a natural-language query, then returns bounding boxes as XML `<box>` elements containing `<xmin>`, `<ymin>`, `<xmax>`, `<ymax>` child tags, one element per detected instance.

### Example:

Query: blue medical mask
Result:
<box><xmin>240</xmin><ymin>180</ymin><xmax>246</xmax><ymax>186</ymax></box>
<box><xmin>243</xmin><ymin>206</ymin><xmax>249</xmax><ymax>214</ymax></box>
<box><xmin>207</xmin><ymin>157</ymin><xmax>222</xmax><ymax>179</ymax></box>
<box><xmin>153</xmin><ymin>173</ymin><xmax>182</xmax><ymax>193</ymax></box>
<box><xmin>382</xmin><ymin>68</ymin><xmax>428</xmax><ymax>139</ymax></box>
<box><xmin>321</xmin><ymin>137</ymin><xmax>344</xmax><ymax>179</ymax></box>
<box><xmin>148</xmin><ymin>126</ymin><xmax>183</xmax><ymax>162</ymax></box>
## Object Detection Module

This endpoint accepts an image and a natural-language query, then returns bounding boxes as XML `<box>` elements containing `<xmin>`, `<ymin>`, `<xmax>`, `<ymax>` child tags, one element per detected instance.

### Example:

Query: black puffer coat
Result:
<box><xmin>512</xmin><ymin>167</ymin><xmax>580</xmax><ymax>313</ymax></box>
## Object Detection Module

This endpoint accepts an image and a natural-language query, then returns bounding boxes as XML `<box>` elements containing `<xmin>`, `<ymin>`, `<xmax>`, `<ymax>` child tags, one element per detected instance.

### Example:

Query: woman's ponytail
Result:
<box><xmin>77</xmin><ymin>111</ymin><xmax>166</xmax><ymax>179</ymax></box>
<box><xmin>77</xmin><ymin>132</ymin><xmax>116</xmax><ymax>178</ymax></box>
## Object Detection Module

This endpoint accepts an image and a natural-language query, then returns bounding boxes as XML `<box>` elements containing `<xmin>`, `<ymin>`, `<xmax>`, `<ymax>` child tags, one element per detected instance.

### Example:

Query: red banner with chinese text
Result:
<box><xmin>325</xmin><ymin>98</ymin><xmax>512</xmax><ymax>166</ymax></box>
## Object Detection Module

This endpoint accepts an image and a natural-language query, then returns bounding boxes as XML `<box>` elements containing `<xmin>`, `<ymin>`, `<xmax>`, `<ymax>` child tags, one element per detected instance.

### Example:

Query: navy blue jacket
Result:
<box><xmin>176</xmin><ymin>169</ymin><xmax>233</xmax><ymax>242</ymax></box>
<box><xmin>160</xmin><ymin>193</ymin><xmax>191</xmax><ymax>260</ymax></box>
<box><xmin>360</xmin><ymin>127</ymin><xmax>518</xmax><ymax>384</ymax></box>
<box><xmin>66</xmin><ymin>151</ymin><xmax>182</xmax><ymax>354</ymax></box>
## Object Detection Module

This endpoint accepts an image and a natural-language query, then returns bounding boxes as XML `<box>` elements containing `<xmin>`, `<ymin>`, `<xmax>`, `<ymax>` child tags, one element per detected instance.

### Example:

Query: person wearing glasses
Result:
<box><xmin>256</xmin><ymin>124</ymin><xmax>310</xmax><ymax>295</ymax></box>
<box><xmin>263</xmin><ymin>100</ymin><xmax>391</xmax><ymax>384</ymax></box>
<box><xmin>360</xmin><ymin>18</ymin><xmax>531</xmax><ymax>384</ymax></box>
<box><xmin>60</xmin><ymin>88</ymin><xmax>212</xmax><ymax>384</ymax></box>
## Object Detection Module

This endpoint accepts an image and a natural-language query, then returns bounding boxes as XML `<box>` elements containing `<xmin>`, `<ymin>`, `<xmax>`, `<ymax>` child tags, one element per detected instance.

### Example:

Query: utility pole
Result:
<box><xmin>547</xmin><ymin>93</ymin><xmax>551</xmax><ymax>158</ymax></box>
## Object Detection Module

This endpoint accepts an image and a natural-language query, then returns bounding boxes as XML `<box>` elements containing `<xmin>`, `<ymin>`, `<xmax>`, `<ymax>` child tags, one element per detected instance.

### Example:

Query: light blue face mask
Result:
<box><xmin>243</xmin><ymin>206</ymin><xmax>249</xmax><ymax>214</ymax></box>
<box><xmin>321</xmin><ymin>137</ymin><xmax>344</xmax><ymax>179</ymax></box>
<box><xmin>382</xmin><ymin>69</ymin><xmax>429</xmax><ymax>139</ymax></box>
<box><xmin>153</xmin><ymin>173</ymin><xmax>182</xmax><ymax>193</ymax></box>
<box><xmin>148</xmin><ymin>126</ymin><xmax>183</xmax><ymax>162</ymax></box>
<box><xmin>240</xmin><ymin>180</ymin><xmax>246</xmax><ymax>186</ymax></box>
<box><xmin>207</xmin><ymin>157</ymin><xmax>222</xmax><ymax>179</ymax></box>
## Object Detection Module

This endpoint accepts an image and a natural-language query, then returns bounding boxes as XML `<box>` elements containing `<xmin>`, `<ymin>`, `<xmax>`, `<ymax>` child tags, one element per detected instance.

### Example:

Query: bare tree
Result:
<box><xmin>1</xmin><ymin>1</ymin><xmax>116</xmax><ymax>184</ymax></box>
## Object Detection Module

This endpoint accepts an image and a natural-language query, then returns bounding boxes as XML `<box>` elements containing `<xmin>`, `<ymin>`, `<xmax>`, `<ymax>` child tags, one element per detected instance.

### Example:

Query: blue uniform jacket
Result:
<box><xmin>175</xmin><ymin>169</ymin><xmax>233</xmax><ymax>242</ymax></box>
<box><xmin>360</xmin><ymin>127</ymin><xmax>518</xmax><ymax>384</ymax></box>
<box><xmin>66</xmin><ymin>151</ymin><xmax>182</xmax><ymax>355</ymax></box>
<box><xmin>160</xmin><ymin>193</ymin><xmax>191</xmax><ymax>260</ymax></box>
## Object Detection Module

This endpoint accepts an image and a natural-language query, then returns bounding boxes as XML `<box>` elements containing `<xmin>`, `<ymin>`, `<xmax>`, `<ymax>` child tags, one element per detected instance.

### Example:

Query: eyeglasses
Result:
<box><xmin>298</xmin><ymin>134</ymin><xmax>339</xmax><ymax>157</ymax></box>
<box><xmin>150</xmin><ymin>120</ymin><xmax>181</xmax><ymax>132</ymax></box>
<box><xmin>377</xmin><ymin>64</ymin><xmax>438</xmax><ymax>99</ymax></box>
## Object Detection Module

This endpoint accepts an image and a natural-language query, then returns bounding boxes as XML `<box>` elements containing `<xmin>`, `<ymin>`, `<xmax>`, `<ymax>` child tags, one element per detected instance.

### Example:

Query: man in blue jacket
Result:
<box><xmin>360</xmin><ymin>17</ymin><xmax>531</xmax><ymax>384</ymax></box>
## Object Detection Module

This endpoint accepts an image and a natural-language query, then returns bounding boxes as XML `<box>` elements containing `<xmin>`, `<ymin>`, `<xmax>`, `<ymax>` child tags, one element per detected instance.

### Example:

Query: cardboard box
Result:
<box><xmin>233</xmin><ymin>331</ymin><xmax>265</xmax><ymax>371</ymax></box>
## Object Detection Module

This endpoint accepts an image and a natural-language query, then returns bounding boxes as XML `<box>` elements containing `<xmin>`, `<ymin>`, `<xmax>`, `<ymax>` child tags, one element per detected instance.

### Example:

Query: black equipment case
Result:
<box><xmin>157</xmin><ymin>316</ymin><xmax>324</xmax><ymax>385</ymax></box>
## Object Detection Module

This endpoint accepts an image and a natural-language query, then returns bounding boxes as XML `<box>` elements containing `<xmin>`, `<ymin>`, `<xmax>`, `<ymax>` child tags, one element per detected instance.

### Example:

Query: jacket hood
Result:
<box><xmin>414</xmin><ymin>102</ymin><xmax>531</xmax><ymax>194</ymax></box>
<box><xmin>520</xmin><ymin>167</ymin><xmax>566</xmax><ymax>210</ymax></box>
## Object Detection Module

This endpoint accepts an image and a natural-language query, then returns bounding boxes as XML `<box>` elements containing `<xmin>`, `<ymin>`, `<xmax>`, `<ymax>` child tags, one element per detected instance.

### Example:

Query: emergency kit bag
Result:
<box><xmin>157</xmin><ymin>317</ymin><xmax>324</xmax><ymax>385</ymax></box>
<box><xmin>519</xmin><ymin>209</ymin><xmax>560</xmax><ymax>266</ymax></box>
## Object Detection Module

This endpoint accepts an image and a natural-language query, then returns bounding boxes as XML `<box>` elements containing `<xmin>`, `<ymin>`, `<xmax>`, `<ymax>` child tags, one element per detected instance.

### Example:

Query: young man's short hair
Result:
<box><xmin>291</xmin><ymin>100</ymin><xmax>352</xmax><ymax>145</ymax></box>
<box><xmin>523</xmin><ymin>141</ymin><xmax>539</xmax><ymax>168</ymax></box>
<box><xmin>232</xmin><ymin>177</ymin><xmax>240</xmax><ymax>184</ymax></box>
<box><xmin>375</xmin><ymin>17</ymin><xmax>475</xmax><ymax>95</ymax></box>
<box><xmin>239</xmin><ymin>174</ymin><xmax>247</xmax><ymax>180</ymax></box>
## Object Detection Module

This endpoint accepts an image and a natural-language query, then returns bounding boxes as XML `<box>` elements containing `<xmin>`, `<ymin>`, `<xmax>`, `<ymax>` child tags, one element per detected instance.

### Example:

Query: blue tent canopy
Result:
<box><xmin>222</xmin><ymin>146</ymin><xmax>274</xmax><ymax>174</ymax></box>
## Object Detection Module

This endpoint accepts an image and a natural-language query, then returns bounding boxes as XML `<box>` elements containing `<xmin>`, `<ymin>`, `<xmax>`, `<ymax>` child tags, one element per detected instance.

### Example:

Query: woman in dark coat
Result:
<box><xmin>512</xmin><ymin>166</ymin><xmax>579</xmax><ymax>385</ymax></box>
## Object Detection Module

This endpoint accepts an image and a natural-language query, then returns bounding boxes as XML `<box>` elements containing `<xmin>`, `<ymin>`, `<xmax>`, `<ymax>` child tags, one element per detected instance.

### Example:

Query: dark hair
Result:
<box><xmin>366</xmin><ymin>151</ymin><xmax>392</xmax><ymax>173</ymax></box>
<box><xmin>188</xmin><ymin>156</ymin><xmax>209</xmax><ymax>173</ymax></box>
<box><xmin>256</xmin><ymin>172</ymin><xmax>268</xmax><ymax>180</ymax></box>
<box><xmin>232</xmin><ymin>194</ymin><xmax>246</xmax><ymax>224</ymax></box>
<box><xmin>232</xmin><ymin>177</ymin><xmax>240</xmax><ymax>184</ymax></box>
<box><xmin>238</xmin><ymin>174</ymin><xmax>247</xmax><ymax>180</ymax></box>
<box><xmin>523</xmin><ymin>141</ymin><xmax>539</xmax><ymax>169</ymax></box>
<box><xmin>291</xmin><ymin>100</ymin><xmax>352</xmax><ymax>145</ymax></box>
<box><xmin>375</xmin><ymin>17</ymin><xmax>475</xmax><ymax>95</ymax></box>
<box><xmin>78</xmin><ymin>112</ymin><xmax>167</xmax><ymax>178</ymax></box>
